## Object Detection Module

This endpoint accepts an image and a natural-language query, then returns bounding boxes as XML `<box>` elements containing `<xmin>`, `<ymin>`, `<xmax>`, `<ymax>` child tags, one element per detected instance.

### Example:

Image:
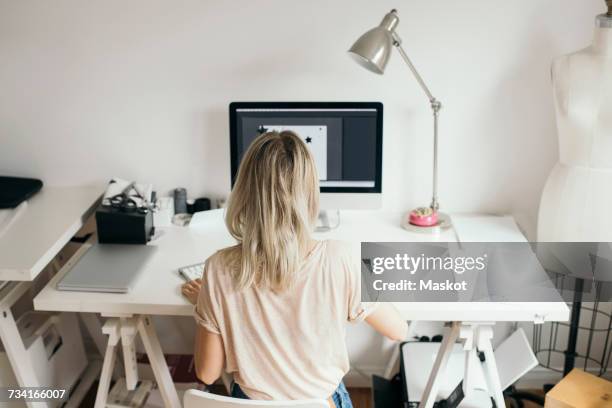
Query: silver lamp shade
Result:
<box><xmin>348</xmin><ymin>10</ymin><xmax>399</xmax><ymax>74</ymax></box>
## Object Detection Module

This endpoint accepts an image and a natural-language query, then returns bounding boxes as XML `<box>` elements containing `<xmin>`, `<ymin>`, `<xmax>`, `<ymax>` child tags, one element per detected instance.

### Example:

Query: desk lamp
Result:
<box><xmin>348</xmin><ymin>9</ymin><xmax>450</xmax><ymax>231</ymax></box>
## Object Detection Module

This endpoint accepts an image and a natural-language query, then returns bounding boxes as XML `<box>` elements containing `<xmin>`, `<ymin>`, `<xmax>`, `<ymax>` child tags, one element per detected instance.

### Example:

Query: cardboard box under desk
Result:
<box><xmin>545</xmin><ymin>369</ymin><xmax>612</xmax><ymax>408</ymax></box>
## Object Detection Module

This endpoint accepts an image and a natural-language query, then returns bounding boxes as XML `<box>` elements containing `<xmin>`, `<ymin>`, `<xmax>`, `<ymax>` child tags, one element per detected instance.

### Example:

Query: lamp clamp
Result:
<box><xmin>431</xmin><ymin>99</ymin><xmax>442</xmax><ymax>113</ymax></box>
<box><xmin>392</xmin><ymin>31</ymin><xmax>402</xmax><ymax>47</ymax></box>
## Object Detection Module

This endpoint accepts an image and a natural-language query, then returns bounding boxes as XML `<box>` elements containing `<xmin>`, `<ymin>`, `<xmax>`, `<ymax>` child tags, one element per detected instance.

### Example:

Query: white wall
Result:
<box><xmin>0</xmin><ymin>0</ymin><xmax>608</xmax><ymax>383</ymax></box>
<box><xmin>0</xmin><ymin>0</ymin><xmax>605</xmax><ymax>235</ymax></box>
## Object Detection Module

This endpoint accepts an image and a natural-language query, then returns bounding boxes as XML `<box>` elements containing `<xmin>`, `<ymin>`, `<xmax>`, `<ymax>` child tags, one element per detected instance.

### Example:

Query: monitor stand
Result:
<box><xmin>316</xmin><ymin>210</ymin><xmax>340</xmax><ymax>232</ymax></box>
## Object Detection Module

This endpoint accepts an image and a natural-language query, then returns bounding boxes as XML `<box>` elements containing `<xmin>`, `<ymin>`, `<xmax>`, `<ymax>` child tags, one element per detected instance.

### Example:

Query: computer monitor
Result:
<box><xmin>229</xmin><ymin>102</ymin><xmax>383</xmax><ymax>211</ymax></box>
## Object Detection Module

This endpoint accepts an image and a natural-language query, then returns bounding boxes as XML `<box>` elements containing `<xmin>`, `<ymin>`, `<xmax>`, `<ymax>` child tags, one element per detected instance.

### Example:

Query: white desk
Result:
<box><xmin>0</xmin><ymin>185</ymin><xmax>102</xmax><ymax>408</ymax></box>
<box><xmin>0</xmin><ymin>186</ymin><xmax>102</xmax><ymax>281</ymax></box>
<box><xmin>34</xmin><ymin>211</ymin><xmax>569</xmax><ymax>408</ymax></box>
<box><xmin>36</xmin><ymin>211</ymin><xmax>456</xmax><ymax>316</ymax></box>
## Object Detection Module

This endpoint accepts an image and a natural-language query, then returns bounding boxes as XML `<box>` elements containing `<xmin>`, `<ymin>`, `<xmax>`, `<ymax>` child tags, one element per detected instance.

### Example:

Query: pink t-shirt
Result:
<box><xmin>194</xmin><ymin>240</ymin><xmax>374</xmax><ymax>400</ymax></box>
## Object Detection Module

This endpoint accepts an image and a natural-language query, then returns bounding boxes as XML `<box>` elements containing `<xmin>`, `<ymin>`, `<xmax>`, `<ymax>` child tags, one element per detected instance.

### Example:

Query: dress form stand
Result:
<box><xmin>536</xmin><ymin>2</ymin><xmax>612</xmax><ymax>385</ymax></box>
<box><xmin>538</xmin><ymin>10</ymin><xmax>612</xmax><ymax>242</ymax></box>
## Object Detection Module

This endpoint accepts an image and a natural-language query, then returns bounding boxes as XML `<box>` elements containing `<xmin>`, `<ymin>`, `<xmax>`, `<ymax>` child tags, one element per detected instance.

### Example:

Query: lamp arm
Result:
<box><xmin>431</xmin><ymin>102</ymin><xmax>440</xmax><ymax>211</ymax></box>
<box><xmin>392</xmin><ymin>34</ymin><xmax>436</xmax><ymax>103</ymax></box>
<box><xmin>393</xmin><ymin>34</ymin><xmax>442</xmax><ymax>211</ymax></box>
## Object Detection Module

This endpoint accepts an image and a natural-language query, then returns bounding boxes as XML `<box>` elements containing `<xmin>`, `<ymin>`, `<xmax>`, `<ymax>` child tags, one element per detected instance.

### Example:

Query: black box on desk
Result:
<box><xmin>95</xmin><ymin>205</ymin><xmax>154</xmax><ymax>244</ymax></box>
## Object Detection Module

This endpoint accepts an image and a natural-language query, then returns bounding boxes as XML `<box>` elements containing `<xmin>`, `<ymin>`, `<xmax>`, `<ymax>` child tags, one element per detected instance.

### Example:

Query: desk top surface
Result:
<box><xmin>33</xmin><ymin>211</ymin><xmax>569</xmax><ymax>322</ymax></box>
<box><xmin>0</xmin><ymin>186</ymin><xmax>102</xmax><ymax>281</ymax></box>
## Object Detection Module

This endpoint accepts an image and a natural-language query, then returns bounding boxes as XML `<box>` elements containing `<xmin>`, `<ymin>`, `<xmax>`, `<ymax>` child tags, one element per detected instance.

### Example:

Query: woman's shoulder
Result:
<box><xmin>318</xmin><ymin>240</ymin><xmax>361</xmax><ymax>288</ymax></box>
<box><xmin>321</xmin><ymin>239</ymin><xmax>360</xmax><ymax>263</ymax></box>
<box><xmin>324</xmin><ymin>239</ymin><xmax>359</xmax><ymax>255</ymax></box>
<box><xmin>204</xmin><ymin>246</ymin><xmax>240</xmax><ymax>279</ymax></box>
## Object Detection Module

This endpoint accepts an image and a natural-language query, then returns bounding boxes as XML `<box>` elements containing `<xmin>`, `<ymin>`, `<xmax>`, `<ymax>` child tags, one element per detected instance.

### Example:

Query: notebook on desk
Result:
<box><xmin>58</xmin><ymin>244</ymin><xmax>156</xmax><ymax>293</ymax></box>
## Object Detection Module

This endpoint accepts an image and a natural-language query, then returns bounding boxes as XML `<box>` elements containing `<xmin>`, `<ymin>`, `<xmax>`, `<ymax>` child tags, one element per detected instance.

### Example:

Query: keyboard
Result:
<box><xmin>178</xmin><ymin>262</ymin><xmax>205</xmax><ymax>282</ymax></box>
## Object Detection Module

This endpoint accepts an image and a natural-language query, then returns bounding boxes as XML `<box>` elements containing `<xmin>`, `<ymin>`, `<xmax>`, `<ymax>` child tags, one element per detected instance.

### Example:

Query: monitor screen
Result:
<box><xmin>229</xmin><ymin>102</ymin><xmax>383</xmax><ymax>193</ymax></box>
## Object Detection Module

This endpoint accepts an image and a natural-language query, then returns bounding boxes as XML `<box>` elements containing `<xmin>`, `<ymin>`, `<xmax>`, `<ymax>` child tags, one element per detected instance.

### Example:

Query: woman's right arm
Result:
<box><xmin>364</xmin><ymin>303</ymin><xmax>408</xmax><ymax>342</ymax></box>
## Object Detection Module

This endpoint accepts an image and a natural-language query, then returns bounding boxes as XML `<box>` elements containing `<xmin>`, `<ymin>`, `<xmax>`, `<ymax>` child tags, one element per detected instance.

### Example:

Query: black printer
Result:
<box><xmin>95</xmin><ymin>180</ymin><xmax>155</xmax><ymax>244</ymax></box>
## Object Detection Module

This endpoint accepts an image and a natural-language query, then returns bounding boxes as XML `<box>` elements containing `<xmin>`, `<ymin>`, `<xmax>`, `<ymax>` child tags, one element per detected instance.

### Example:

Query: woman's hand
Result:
<box><xmin>181</xmin><ymin>278</ymin><xmax>202</xmax><ymax>305</ymax></box>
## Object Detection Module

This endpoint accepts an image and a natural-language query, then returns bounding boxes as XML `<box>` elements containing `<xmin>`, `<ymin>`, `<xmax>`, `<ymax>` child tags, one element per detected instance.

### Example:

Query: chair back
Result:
<box><xmin>184</xmin><ymin>389</ymin><xmax>329</xmax><ymax>408</ymax></box>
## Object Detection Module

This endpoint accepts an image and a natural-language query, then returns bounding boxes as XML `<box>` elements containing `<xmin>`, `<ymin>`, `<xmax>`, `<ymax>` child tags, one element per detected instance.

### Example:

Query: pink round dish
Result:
<box><xmin>409</xmin><ymin>207</ymin><xmax>439</xmax><ymax>227</ymax></box>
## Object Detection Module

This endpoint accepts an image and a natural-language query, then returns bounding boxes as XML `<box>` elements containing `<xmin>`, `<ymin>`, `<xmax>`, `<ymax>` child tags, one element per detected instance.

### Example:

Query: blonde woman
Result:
<box><xmin>182</xmin><ymin>131</ymin><xmax>407</xmax><ymax>408</ymax></box>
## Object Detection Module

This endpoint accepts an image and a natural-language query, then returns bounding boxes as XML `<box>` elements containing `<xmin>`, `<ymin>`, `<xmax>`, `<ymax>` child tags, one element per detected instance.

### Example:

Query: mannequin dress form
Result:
<box><xmin>538</xmin><ymin>10</ymin><xmax>612</xmax><ymax>242</ymax></box>
<box><xmin>533</xmin><ymin>6</ymin><xmax>612</xmax><ymax>380</ymax></box>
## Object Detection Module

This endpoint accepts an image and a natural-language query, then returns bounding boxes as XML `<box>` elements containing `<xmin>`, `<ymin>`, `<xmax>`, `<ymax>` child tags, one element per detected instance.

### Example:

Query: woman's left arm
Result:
<box><xmin>194</xmin><ymin>325</ymin><xmax>225</xmax><ymax>385</ymax></box>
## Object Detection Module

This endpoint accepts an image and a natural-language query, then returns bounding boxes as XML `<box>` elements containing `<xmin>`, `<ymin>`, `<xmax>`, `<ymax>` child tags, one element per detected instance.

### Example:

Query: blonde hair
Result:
<box><xmin>223</xmin><ymin>131</ymin><xmax>320</xmax><ymax>292</ymax></box>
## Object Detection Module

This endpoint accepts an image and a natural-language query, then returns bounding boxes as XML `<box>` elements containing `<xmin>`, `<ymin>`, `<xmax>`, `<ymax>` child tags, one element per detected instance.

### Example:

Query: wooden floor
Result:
<box><xmin>347</xmin><ymin>388</ymin><xmax>372</xmax><ymax>408</ymax></box>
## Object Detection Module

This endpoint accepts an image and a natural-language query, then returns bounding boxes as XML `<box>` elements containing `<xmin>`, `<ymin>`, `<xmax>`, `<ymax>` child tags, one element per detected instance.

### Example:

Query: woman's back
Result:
<box><xmin>195</xmin><ymin>240</ymin><xmax>370</xmax><ymax>400</ymax></box>
<box><xmin>187</xmin><ymin>131</ymin><xmax>406</xmax><ymax>405</ymax></box>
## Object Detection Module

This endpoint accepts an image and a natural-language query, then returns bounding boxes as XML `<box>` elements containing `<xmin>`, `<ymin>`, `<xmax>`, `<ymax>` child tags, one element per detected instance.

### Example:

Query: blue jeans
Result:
<box><xmin>231</xmin><ymin>382</ymin><xmax>353</xmax><ymax>408</ymax></box>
